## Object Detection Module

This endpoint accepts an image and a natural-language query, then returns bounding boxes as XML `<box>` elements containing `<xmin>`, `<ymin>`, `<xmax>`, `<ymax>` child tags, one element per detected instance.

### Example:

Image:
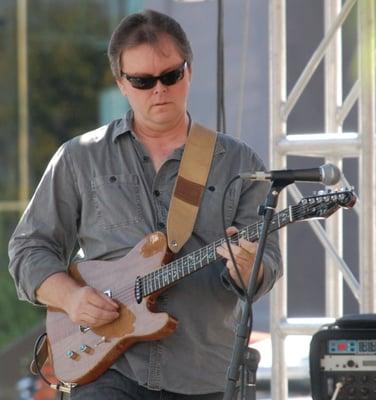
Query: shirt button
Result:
<box><xmin>154</xmin><ymin>190</ymin><xmax>160</xmax><ymax>197</ymax></box>
<box><xmin>157</xmin><ymin>222</ymin><xmax>165</xmax><ymax>229</ymax></box>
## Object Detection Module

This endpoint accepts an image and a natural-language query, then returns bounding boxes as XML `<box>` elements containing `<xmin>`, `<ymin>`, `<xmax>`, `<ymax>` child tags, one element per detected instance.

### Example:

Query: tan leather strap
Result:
<box><xmin>167</xmin><ymin>122</ymin><xmax>217</xmax><ymax>253</ymax></box>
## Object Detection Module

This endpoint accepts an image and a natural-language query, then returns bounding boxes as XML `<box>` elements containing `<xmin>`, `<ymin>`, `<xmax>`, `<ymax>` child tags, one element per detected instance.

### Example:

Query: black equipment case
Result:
<box><xmin>310</xmin><ymin>314</ymin><xmax>376</xmax><ymax>400</ymax></box>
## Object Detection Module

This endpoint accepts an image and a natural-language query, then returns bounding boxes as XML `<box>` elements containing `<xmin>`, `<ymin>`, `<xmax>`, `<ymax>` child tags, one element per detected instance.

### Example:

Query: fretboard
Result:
<box><xmin>140</xmin><ymin>203</ymin><xmax>303</xmax><ymax>298</ymax></box>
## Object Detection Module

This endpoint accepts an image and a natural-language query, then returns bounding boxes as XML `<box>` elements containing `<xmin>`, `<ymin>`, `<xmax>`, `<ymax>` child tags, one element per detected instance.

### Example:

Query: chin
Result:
<box><xmin>150</xmin><ymin>108</ymin><xmax>179</xmax><ymax>123</ymax></box>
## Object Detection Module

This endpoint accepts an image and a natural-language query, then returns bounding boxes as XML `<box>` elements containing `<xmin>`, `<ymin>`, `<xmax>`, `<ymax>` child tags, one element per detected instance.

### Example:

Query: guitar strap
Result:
<box><xmin>30</xmin><ymin>334</ymin><xmax>48</xmax><ymax>375</ymax></box>
<box><xmin>166</xmin><ymin>122</ymin><xmax>217</xmax><ymax>253</ymax></box>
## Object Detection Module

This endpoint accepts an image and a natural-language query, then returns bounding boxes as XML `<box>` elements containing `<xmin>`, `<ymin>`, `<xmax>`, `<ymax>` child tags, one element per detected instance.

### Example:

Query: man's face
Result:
<box><xmin>117</xmin><ymin>35</ymin><xmax>192</xmax><ymax>130</ymax></box>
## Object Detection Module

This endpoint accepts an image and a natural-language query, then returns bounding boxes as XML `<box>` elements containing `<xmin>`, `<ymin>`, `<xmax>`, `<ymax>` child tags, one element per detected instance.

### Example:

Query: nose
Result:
<box><xmin>153</xmin><ymin>79</ymin><xmax>167</xmax><ymax>94</ymax></box>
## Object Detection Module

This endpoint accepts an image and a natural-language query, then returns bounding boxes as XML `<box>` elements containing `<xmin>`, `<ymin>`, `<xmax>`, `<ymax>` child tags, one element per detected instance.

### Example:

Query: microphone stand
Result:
<box><xmin>223</xmin><ymin>179</ymin><xmax>290</xmax><ymax>400</ymax></box>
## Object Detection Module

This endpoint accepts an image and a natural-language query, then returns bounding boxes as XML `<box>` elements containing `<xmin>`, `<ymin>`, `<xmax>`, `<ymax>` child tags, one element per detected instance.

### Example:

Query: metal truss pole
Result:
<box><xmin>358</xmin><ymin>0</ymin><xmax>376</xmax><ymax>312</ymax></box>
<box><xmin>1</xmin><ymin>0</ymin><xmax>30</xmax><ymax>213</ymax></box>
<box><xmin>269</xmin><ymin>1</ymin><xmax>288</xmax><ymax>400</ymax></box>
<box><xmin>17</xmin><ymin>0</ymin><xmax>29</xmax><ymax>206</ymax></box>
<box><xmin>268</xmin><ymin>0</ymin><xmax>375</xmax><ymax>398</ymax></box>
<box><xmin>324</xmin><ymin>0</ymin><xmax>343</xmax><ymax>318</ymax></box>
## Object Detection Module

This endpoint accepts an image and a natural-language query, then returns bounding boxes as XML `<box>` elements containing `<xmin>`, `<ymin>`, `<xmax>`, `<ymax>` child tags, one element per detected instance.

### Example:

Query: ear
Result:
<box><xmin>187</xmin><ymin>64</ymin><xmax>193</xmax><ymax>83</ymax></box>
<box><xmin>116</xmin><ymin>78</ymin><xmax>128</xmax><ymax>97</ymax></box>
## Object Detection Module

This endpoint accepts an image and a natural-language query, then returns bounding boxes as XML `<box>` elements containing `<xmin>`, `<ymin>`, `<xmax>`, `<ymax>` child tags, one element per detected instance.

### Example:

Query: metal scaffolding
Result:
<box><xmin>269</xmin><ymin>0</ymin><xmax>375</xmax><ymax>398</ymax></box>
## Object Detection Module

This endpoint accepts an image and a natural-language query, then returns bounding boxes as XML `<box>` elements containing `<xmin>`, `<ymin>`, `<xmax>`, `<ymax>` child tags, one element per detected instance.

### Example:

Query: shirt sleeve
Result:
<box><xmin>8</xmin><ymin>142</ymin><xmax>81</xmax><ymax>304</ymax></box>
<box><xmin>220</xmin><ymin>148</ymin><xmax>283</xmax><ymax>303</ymax></box>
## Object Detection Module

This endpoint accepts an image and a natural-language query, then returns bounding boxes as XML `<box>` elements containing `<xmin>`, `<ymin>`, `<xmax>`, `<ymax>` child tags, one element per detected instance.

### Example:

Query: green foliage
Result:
<box><xmin>0</xmin><ymin>213</ymin><xmax>43</xmax><ymax>350</ymax></box>
<box><xmin>0</xmin><ymin>0</ymin><xmax>127</xmax><ymax>350</ymax></box>
<box><xmin>0</xmin><ymin>268</ymin><xmax>43</xmax><ymax>350</ymax></box>
<box><xmin>28</xmin><ymin>1</ymin><xmax>115</xmax><ymax>185</ymax></box>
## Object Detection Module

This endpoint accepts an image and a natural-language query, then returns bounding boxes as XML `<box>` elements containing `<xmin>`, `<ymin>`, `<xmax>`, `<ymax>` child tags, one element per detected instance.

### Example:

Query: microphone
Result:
<box><xmin>239</xmin><ymin>163</ymin><xmax>341</xmax><ymax>186</ymax></box>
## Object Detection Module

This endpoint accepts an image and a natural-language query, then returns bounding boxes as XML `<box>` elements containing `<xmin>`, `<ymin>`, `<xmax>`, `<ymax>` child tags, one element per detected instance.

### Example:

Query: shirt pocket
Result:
<box><xmin>194</xmin><ymin>184</ymin><xmax>238</xmax><ymax>238</ymax></box>
<box><xmin>91</xmin><ymin>173</ymin><xmax>144</xmax><ymax>230</ymax></box>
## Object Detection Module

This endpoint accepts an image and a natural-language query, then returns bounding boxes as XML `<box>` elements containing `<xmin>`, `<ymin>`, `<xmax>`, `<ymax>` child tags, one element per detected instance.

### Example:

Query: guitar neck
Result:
<box><xmin>141</xmin><ymin>204</ymin><xmax>299</xmax><ymax>297</ymax></box>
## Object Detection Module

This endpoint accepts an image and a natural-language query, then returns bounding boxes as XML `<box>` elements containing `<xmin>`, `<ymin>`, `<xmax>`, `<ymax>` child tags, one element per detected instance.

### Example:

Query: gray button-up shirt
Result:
<box><xmin>9</xmin><ymin>112</ymin><xmax>282</xmax><ymax>394</ymax></box>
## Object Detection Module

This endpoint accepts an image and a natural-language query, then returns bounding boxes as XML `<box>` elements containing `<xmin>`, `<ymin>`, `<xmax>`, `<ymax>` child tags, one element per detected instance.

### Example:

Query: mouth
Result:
<box><xmin>154</xmin><ymin>102</ymin><xmax>169</xmax><ymax>106</ymax></box>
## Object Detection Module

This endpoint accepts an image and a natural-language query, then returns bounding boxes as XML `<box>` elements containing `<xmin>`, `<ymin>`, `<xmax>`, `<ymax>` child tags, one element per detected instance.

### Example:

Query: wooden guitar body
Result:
<box><xmin>46</xmin><ymin>231</ymin><xmax>177</xmax><ymax>385</ymax></box>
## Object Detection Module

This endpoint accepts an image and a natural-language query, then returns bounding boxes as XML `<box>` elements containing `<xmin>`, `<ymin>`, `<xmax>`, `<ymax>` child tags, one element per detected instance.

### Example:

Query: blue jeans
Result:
<box><xmin>70</xmin><ymin>370</ymin><xmax>224</xmax><ymax>400</ymax></box>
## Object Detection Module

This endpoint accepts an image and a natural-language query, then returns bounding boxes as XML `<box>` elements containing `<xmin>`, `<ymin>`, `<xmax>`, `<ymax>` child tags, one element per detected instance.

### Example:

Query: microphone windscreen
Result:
<box><xmin>321</xmin><ymin>163</ymin><xmax>341</xmax><ymax>185</ymax></box>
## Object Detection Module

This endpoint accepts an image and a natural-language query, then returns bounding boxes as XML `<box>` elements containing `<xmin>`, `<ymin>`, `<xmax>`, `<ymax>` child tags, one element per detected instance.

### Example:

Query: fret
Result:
<box><xmin>182</xmin><ymin>256</ymin><xmax>189</xmax><ymax>271</ymax></box>
<box><xmin>170</xmin><ymin>268</ymin><xmax>175</xmax><ymax>283</ymax></box>
<box><xmin>181</xmin><ymin>257</ymin><xmax>189</xmax><ymax>276</ymax></box>
<box><xmin>148</xmin><ymin>273</ymin><xmax>153</xmax><ymax>294</ymax></box>
<box><xmin>208</xmin><ymin>243</ymin><xmax>216</xmax><ymax>262</ymax></box>
<box><xmin>164</xmin><ymin>265</ymin><xmax>171</xmax><ymax>284</ymax></box>
<box><xmin>280</xmin><ymin>209</ymin><xmax>290</xmax><ymax>227</ymax></box>
<box><xmin>181</xmin><ymin>259</ymin><xmax>187</xmax><ymax>277</ymax></box>
<box><xmin>152</xmin><ymin>270</ymin><xmax>158</xmax><ymax>291</ymax></box>
<box><xmin>188</xmin><ymin>254</ymin><xmax>196</xmax><ymax>271</ymax></box>
<box><xmin>230</xmin><ymin>236</ymin><xmax>238</xmax><ymax>246</ymax></box>
<box><xmin>179</xmin><ymin>258</ymin><xmax>187</xmax><ymax>277</ymax></box>
<box><xmin>288</xmin><ymin>205</ymin><xmax>293</xmax><ymax>222</ymax></box>
<box><xmin>172</xmin><ymin>266</ymin><xmax>179</xmax><ymax>281</ymax></box>
<box><xmin>277</xmin><ymin>211</ymin><xmax>281</xmax><ymax>228</ymax></box>
<box><xmin>182</xmin><ymin>257</ymin><xmax>189</xmax><ymax>274</ymax></box>
<box><xmin>248</xmin><ymin>227</ymin><xmax>257</xmax><ymax>242</ymax></box>
<box><xmin>198</xmin><ymin>248</ymin><xmax>205</xmax><ymax>267</ymax></box>
<box><xmin>146</xmin><ymin>276</ymin><xmax>151</xmax><ymax>295</ymax></box>
<box><xmin>245</xmin><ymin>226</ymin><xmax>252</xmax><ymax>242</ymax></box>
<box><xmin>155</xmin><ymin>273</ymin><xmax>161</xmax><ymax>290</ymax></box>
<box><xmin>196</xmin><ymin>251</ymin><xmax>202</xmax><ymax>266</ymax></box>
<box><xmin>162</xmin><ymin>267</ymin><xmax>169</xmax><ymax>286</ymax></box>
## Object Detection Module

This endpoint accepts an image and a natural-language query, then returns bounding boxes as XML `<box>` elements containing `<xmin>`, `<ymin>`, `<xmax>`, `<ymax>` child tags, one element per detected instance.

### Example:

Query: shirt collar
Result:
<box><xmin>110</xmin><ymin>110</ymin><xmax>225</xmax><ymax>157</ymax></box>
<box><xmin>111</xmin><ymin>110</ymin><xmax>135</xmax><ymax>142</ymax></box>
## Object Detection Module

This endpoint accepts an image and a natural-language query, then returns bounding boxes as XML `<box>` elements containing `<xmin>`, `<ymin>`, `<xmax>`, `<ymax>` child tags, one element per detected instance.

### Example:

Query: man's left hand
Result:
<box><xmin>216</xmin><ymin>226</ymin><xmax>264</xmax><ymax>288</ymax></box>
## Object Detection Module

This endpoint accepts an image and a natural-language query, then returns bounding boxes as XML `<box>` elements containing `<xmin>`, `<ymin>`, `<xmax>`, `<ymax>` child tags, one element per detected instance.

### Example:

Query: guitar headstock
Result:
<box><xmin>296</xmin><ymin>188</ymin><xmax>356</xmax><ymax>221</ymax></box>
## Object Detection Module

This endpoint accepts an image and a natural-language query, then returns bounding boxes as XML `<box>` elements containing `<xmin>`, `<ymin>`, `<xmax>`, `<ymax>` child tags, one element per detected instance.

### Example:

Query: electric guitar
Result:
<box><xmin>45</xmin><ymin>189</ymin><xmax>356</xmax><ymax>385</ymax></box>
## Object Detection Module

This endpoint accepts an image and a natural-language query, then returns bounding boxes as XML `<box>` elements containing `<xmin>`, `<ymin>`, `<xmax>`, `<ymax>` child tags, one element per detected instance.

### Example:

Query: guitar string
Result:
<box><xmin>101</xmin><ymin>196</ymin><xmax>347</xmax><ymax>303</ymax></box>
<box><xmin>113</xmin><ymin>202</ymin><xmax>327</xmax><ymax>302</ymax></box>
<box><xmin>110</xmin><ymin>203</ymin><xmax>311</xmax><ymax>303</ymax></box>
<box><xmin>112</xmin><ymin>195</ymin><xmax>348</xmax><ymax>302</ymax></box>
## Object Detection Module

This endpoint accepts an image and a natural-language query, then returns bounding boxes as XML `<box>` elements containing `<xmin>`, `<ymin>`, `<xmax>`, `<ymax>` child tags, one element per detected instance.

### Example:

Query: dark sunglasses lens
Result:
<box><xmin>160</xmin><ymin>68</ymin><xmax>184</xmax><ymax>86</ymax></box>
<box><xmin>129</xmin><ymin>76</ymin><xmax>157</xmax><ymax>90</ymax></box>
<box><xmin>126</xmin><ymin>63</ymin><xmax>186</xmax><ymax>89</ymax></box>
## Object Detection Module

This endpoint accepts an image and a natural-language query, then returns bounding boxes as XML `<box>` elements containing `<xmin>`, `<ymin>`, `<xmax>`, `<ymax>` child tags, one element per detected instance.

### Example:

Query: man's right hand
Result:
<box><xmin>36</xmin><ymin>272</ymin><xmax>119</xmax><ymax>328</ymax></box>
<box><xmin>64</xmin><ymin>285</ymin><xmax>120</xmax><ymax>328</ymax></box>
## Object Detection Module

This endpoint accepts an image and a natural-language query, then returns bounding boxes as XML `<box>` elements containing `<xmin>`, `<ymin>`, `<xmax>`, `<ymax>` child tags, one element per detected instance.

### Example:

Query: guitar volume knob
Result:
<box><xmin>80</xmin><ymin>344</ymin><xmax>93</xmax><ymax>353</ymax></box>
<box><xmin>66</xmin><ymin>350</ymin><xmax>79</xmax><ymax>360</ymax></box>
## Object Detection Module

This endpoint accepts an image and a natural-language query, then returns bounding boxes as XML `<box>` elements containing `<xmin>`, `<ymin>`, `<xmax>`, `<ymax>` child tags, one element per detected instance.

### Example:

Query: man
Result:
<box><xmin>9</xmin><ymin>9</ymin><xmax>282</xmax><ymax>400</ymax></box>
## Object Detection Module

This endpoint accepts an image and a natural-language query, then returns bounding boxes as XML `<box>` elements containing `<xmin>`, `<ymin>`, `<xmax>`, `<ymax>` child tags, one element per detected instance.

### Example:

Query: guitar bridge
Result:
<box><xmin>79</xmin><ymin>325</ymin><xmax>91</xmax><ymax>334</ymax></box>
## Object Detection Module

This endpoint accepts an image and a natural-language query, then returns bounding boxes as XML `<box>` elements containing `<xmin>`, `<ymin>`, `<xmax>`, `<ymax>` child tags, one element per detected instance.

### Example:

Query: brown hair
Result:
<box><xmin>108</xmin><ymin>9</ymin><xmax>193</xmax><ymax>79</ymax></box>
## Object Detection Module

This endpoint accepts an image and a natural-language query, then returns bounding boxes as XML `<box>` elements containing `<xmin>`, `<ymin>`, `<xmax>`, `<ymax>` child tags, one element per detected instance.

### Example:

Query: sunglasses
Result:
<box><xmin>121</xmin><ymin>61</ymin><xmax>187</xmax><ymax>90</ymax></box>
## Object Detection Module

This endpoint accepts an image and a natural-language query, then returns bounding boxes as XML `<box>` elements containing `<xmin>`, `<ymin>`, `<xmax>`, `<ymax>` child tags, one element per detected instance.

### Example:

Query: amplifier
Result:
<box><xmin>310</xmin><ymin>314</ymin><xmax>376</xmax><ymax>400</ymax></box>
